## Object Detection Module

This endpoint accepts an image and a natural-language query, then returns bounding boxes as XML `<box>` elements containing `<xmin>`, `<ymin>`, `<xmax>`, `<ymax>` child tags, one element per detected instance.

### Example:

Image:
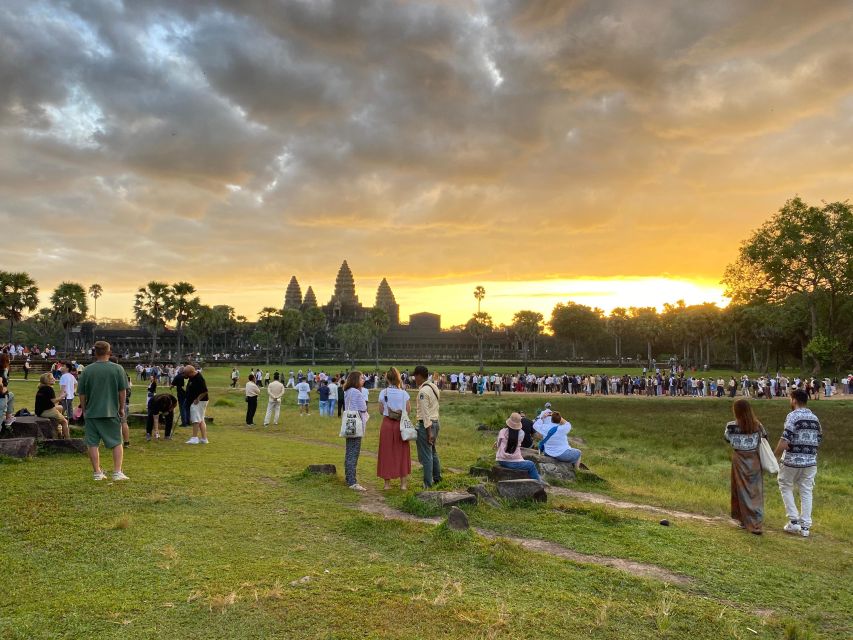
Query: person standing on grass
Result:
<box><xmin>413</xmin><ymin>365</ymin><xmax>441</xmax><ymax>489</ymax></box>
<box><xmin>377</xmin><ymin>367</ymin><xmax>411</xmax><ymax>491</ymax></box>
<box><xmin>775</xmin><ymin>389</ymin><xmax>822</xmax><ymax>538</ymax></box>
<box><xmin>35</xmin><ymin>373</ymin><xmax>70</xmax><ymax>438</ymax></box>
<box><xmin>327</xmin><ymin>376</ymin><xmax>338</xmax><ymax>418</ymax></box>
<box><xmin>336</xmin><ymin>375</ymin><xmax>345</xmax><ymax>418</ymax></box>
<box><xmin>724</xmin><ymin>399</ymin><xmax>767</xmax><ymax>534</ymax></box>
<box><xmin>59</xmin><ymin>364</ymin><xmax>77</xmax><ymax>422</ymax></box>
<box><xmin>343</xmin><ymin>370</ymin><xmax>368</xmax><ymax>492</ymax></box>
<box><xmin>23</xmin><ymin>358</ymin><xmax>31</xmax><ymax>380</ymax></box>
<box><xmin>230</xmin><ymin>367</ymin><xmax>239</xmax><ymax>388</ymax></box>
<box><xmin>264</xmin><ymin>372</ymin><xmax>285</xmax><ymax>427</ymax></box>
<box><xmin>245</xmin><ymin>373</ymin><xmax>260</xmax><ymax>426</ymax></box>
<box><xmin>0</xmin><ymin>371</ymin><xmax>16</xmax><ymax>430</ymax></box>
<box><xmin>78</xmin><ymin>341</ymin><xmax>129</xmax><ymax>481</ymax></box>
<box><xmin>146</xmin><ymin>393</ymin><xmax>178</xmax><ymax>441</ymax></box>
<box><xmin>318</xmin><ymin>379</ymin><xmax>331</xmax><ymax>416</ymax></box>
<box><xmin>495</xmin><ymin>413</ymin><xmax>542</xmax><ymax>481</ymax></box>
<box><xmin>184</xmin><ymin>365</ymin><xmax>209</xmax><ymax>445</ymax></box>
<box><xmin>296</xmin><ymin>376</ymin><xmax>311</xmax><ymax>416</ymax></box>
<box><xmin>171</xmin><ymin>366</ymin><xmax>190</xmax><ymax>427</ymax></box>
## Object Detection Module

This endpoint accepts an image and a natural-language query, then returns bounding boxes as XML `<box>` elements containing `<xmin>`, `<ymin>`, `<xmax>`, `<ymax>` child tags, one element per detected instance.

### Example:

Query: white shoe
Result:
<box><xmin>93</xmin><ymin>470</ymin><xmax>107</xmax><ymax>481</ymax></box>
<box><xmin>185</xmin><ymin>437</ymin><xmax>200</xmax><ymax>445</ymax></box>
<box><xmin>801</xmin><ymin>527</ymin><xmax>810</xmax><ymax>538</ymax></box>
<box><xmin>112</xmin><ymin>471</ymin><xmax>130</xmax><ymax>481</ymax></box>
<box><xmin>5</xmin><ymin>416</ymin><xmax>15</xmax><ymax>426</ymax></box>
<box><xmin>783</xmin><ymin>521</ymin><xmax>801</xmax><ymax>534</ymax></box>
<box><xmin>199</xmin><ymin>438</ymin><xmax>208</xmax><ymax>444</ymax></box>
<box><xmin>349</xmin><ymin>484</ymin><xmax>367</xmax><ymax>492</ymax></box>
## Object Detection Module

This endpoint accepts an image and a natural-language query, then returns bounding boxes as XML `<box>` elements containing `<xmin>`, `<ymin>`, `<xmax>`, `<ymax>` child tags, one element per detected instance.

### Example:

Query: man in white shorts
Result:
<box><xmin>184</xmin><ymin>365</ymin><xmax>209</xmax><ymax>444</ymax></box>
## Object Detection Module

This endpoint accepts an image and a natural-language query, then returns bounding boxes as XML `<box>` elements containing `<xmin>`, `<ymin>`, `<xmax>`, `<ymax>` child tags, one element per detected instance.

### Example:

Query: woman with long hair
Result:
<box><xmin>376</xmin><ymin>367</ymin><xmax>411</xmax><ymax>490</ymax></box>
<box><xmin>724</xmin><ymin>398</ymin><xmax>767</xmax><ymax>534</ymax></box>
<box><xmin>343</xmin><ymin>370</ymin><xmax>368</xmax><ymax>492</ymax></box>
<box><xmin>495</xmin><ymin>413</ymin><xmax>541</xmax><ymax>481</ymax></box>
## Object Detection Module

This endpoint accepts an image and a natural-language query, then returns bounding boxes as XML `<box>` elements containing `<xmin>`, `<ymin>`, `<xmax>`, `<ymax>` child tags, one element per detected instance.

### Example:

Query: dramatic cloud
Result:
<box><xmin>2</xmin><ymin>0</ymin><xmax>852</xmax><ymax>324</ymax></box>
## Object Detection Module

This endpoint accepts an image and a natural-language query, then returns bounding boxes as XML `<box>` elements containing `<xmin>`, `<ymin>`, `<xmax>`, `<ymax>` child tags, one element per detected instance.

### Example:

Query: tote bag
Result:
<box><xmin>339</xmin><ymin>410</ymin><xmax>364</xmax><ymax>439</ymax></box>
<box><xmin>399</xmin><ymin>413</ymin><xmax>417</xmax><ymax>442</ymax></box>
<box><xmin>758</xmin><ymin>437</ymin><xmax>779</xmax><ymax>474</ymax></box>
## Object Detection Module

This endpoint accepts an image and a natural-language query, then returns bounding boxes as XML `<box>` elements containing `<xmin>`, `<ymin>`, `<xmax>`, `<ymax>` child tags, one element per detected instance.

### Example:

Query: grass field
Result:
<box><xmin>1</xmin><ymin>367</ymin><xmax>850</xmax><ymax>639</ymax></box>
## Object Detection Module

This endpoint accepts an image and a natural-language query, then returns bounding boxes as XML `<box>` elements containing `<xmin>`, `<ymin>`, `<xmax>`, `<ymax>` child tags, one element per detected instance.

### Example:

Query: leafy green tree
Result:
<box><xmin>19</xmin><ymin>308</ymin><xmax>61</xmax><ymax>345</ymax></box>
<box><xmin>278</xmin><ymin>308</ymin><xmax>303</xmax><ymax>363</ymax></box>
<box><xmin>335</xmin><ymin>322</ymin><xmax>371</xmax><ymax>368</ymax></box>
<box><xmin>50</xmin><ymin>282</ymin><xmax>88</xmax><ymax>356</ymax></box>
<box><xmin>606</xmin><ymin>307</ymin><xmax>630</xmax><ymax>363</ymax></box>
<box><xmin>302</xmin><ymin>306</ymin><xmax>327</xmax><ymax>365</ymax></box>
<box><xmin>210</xmin><ymin>305</ymin><xmax>237</xmax><ymax>352</ymax></box>
<box><xmin>511</xmin><ymin>310</ymin><xmax>543</xmax><ymax>374</ymax></box>
<box><xmin>133</xmin><ymin>281</ymin><xmax>174</xmax><ymax>359</ymax></box>
<box><xmin>0</xmin><ymin>271</ymin><xmax>39</xmax><ymax>343</ymax></box>
<box><xmin>87</xmin><ymin>284</ymin><xmax>103</xmax><ymax>324</ymax></box>
<box><xmin>466</xmin><ymin>311</ymin><xmax>493</xmax><ymax>373</ymax></box>
<box><xmin>255</xmin><ymin>307</ymin><xmax>281</xmax><ymax>364</ymax></box>
<box><xmin>185</xmin><ymin>305</ymin><xmax>215</xmax><ymax>355</ymax></box>
<box><xmin>365</xmin><ymin>307</ymin><xmax>390</xmax><ymax>369</ymax></box>
<box><xmin>629</xmin><ymin>307</ymin><xmax>660</xmax><ymax>369</ymax></box>
<box><xmin>550</xmin><ymin>302</ymin><xmax>604</xmax><ymax>359</ymax></box>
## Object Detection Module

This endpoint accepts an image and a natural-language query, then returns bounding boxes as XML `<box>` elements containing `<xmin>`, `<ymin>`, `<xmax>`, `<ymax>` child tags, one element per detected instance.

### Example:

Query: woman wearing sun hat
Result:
<box><xmin>494</xmin><ymin>413</ymin><xmax>542</xmax><ymax>481</ymax></box>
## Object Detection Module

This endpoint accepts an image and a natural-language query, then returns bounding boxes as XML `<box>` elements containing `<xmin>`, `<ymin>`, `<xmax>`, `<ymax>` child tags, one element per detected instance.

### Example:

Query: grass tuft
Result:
<box><xmin>400</xmin><ymin>494</ymin><xmax>443</xmax><ymax>517</ymax></box>
<box><xmin>108</xmin><ymin>514</ymin><xmax>132</xmax><ymax>530</ymax></box>
<box><xmin>209</xmin><ymin>592</ymin><xmax>238</xmax><ymax>614</ymax></box>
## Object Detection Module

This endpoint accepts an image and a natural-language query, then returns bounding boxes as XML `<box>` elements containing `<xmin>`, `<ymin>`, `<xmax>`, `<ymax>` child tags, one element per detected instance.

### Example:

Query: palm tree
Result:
<box><xmin>88</xmin><ymin>284</ymin><xmax>103</xmax><ymax>324</ymax></box>
<box><xmin>366</xmin><ymin>307</ymin><xmax>390</xmax><ymax>369</ymax></box>
<box><xmin>256</xmin><ymin>307</ymin><xmax>281</xmax><ymax>364</ymax></box>
<box><xmin>474</xmin><ymin>286</ymin><xmax>486</xmax><ymax>314</ymax></box>
<box><xmin>278</xmin><ymin>309</ymin><xmax>303</xmax><ymax>363</ymax></box>
<box><xmin>0</xmin><ymin>271</ymin><xmax>39</xmax><ymax>343</ymax></box>
<box><xmin>466</xmin><ymin>311</ymin><xmax>493</xmax><ymax>374</ymax></box>
<box><xmin>133</xmin><ymin>281</ymin><xmax>174</xmax><ymax>360</ymax></box>
<box><xmin>50</xmin><ymin>282</ymin><xmax>88</xmax><ymax>356</ymax></box>
<box><xmin>511</xmin><ymin>310</ymin><xmax>543</xmax><ymax>374</ymax></box>
<box><xmin>169</xmin><ymin>282</ymin><xmax>199</xmax><ymax>363</ymax></box>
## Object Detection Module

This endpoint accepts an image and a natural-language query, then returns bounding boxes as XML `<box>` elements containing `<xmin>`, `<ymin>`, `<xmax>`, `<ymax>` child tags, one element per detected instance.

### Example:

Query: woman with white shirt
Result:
<box><xmin>533</xmin><ymin>410</ymin><xmax>582</xmax><ymax>468</ymax></box>
<box><xmin>376</xmin><ymin>367</ymin><xmax>412</xmax><ymax>491</ymax></box>
<box><xmin>343</xmin><ymin>370</ymin><xmax>369</xmax><ymax>492</ymax></box>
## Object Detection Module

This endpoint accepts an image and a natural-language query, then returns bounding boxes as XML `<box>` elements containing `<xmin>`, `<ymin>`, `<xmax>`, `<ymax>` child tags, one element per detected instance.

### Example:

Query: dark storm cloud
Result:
<box><xmin>1</xmin><ymin>0</ymin><xmax>852</xmax><ymax>309</ymax></box>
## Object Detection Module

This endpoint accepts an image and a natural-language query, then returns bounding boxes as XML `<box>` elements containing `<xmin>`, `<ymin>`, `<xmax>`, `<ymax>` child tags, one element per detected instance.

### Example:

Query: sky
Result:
<box><xmin>2</xmin><ymin>0</ymin><xmax>852</xmax><ymax>327</ymax></box>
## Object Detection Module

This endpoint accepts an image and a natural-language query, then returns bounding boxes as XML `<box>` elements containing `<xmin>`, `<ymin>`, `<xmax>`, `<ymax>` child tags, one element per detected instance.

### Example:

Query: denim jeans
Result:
<box><xmin>0</xmin><ymin>392</ymin><xmax>15</xmax><ymax>419</ymax></box>
<box><xmin>327</xmin><ymin>399</ymin><xmax>337</xmax><ymax>416</ymax></box>
<box><xmin>553</xmin><ymin>447</ymin><xmax>582</xmax><ymax>464</ymax></box>
<box><xmin>319</xmin><ymin>400</ymin><xmax>329</xmax><ymax>416</ymax></box>
<box><xmin>499</xmin><ymin>460</ymin><xmax>541</xmax><ymax>481</ymax></box>
<box><xmin>416</xmin><ymin>420</ymin><xmax>441</xmax><ymax>488</ymax></box>
<box><xmin>176</xmin><ymin>389</ymin><xmax>190</xmax><ymax>425</ymax></box>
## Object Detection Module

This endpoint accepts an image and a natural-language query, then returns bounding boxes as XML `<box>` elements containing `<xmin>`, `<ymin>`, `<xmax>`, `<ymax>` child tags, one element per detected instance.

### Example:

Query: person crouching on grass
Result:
<box><xmin>78</xmin><ymin>341</ymin><xmax>129</xmax><ymax>481</ymax></box>
<box><xmin>146</xmin><ymin>393</ymin><xmax>178</xmax><ymax>441</ymax></box>
<box><xmin>184</xmin><ymin>365</ymin><xmax>209</xmax><ymax>445</ymax></box>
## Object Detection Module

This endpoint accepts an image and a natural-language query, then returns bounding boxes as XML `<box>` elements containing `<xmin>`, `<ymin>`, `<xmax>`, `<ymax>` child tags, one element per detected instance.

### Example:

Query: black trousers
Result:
<box><xmin>146</xmin><ymin>409</ymin><xmax>174</xmax><ymax>437</ymax></box>
<box><xmin>246</xmin><ymin>396</ymin><xmax>258</xmax><ymax>424</ymax></box>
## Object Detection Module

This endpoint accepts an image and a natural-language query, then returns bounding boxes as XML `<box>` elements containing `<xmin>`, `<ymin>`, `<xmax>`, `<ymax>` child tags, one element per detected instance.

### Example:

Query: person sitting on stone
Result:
<box><xmin>533</xmin><ymin>410</ymin><xmax>583</xmax><ymax>469</ymax></box>
<box><xmin>494</xmin><ymin>413</ymin><xmax>542</xmax><ymax>481</ymax></box>
<box><xmin>35</xmin><ymin>372</ymin><xmax>70</xmax><ymax>438</ymax></box>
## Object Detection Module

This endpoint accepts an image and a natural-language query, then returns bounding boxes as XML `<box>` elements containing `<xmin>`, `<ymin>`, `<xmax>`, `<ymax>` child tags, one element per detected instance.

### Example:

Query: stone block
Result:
<box><xmin>446</xmin><ymin>506</ymin><xmax>469</xmax><ymax>531</ymax></box>
<box><xmin>306</xmin><ymin>464</ymin><xmax>337</xmax><ymax>475</ymax></box>
<box><xmin>3</xmin><ymin>416</ymin><xmax>57</xmax><ymax>440</ymax></box>
<box><xmin>496</xmin><ymin>479</ymin><xmax>548</xmax><ymax>502</ymax></box>
<box><xmin>40</xmin><ymin>439</ymin><xmax>87</xmax><ymax>454</ymax></box>
<box><xmin>488</xmin><ymin>465</ymin><xmax>529</xmax><ymax>482</ymax></box>
<box><xmin>416</xmin><ymin>491</ymin><xmax>477</xmax><ymax>509</ymax></box>
<box><xmin>467</xmin><ymin>483</ymin><xmax>501</xmax><ymax>508</ymax></box>
<box><xmin>0</xmin><ymin>437</ymin><xmax>37</xmax><ymax>458</ymax></box>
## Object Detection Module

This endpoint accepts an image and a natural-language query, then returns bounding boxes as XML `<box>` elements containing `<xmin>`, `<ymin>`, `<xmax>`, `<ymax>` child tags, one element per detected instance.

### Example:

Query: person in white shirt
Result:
<box><xmin>296</xmin><ymin>377</ymin><xmax>311</xmax><ymax>415</ymax></box>
<box><xmin>532</xmin><ymin>410</ymin><xmax>582</xmax><ymax>468</ymax></box>
<box><xmin>59</xmin><ymin>365</ymin><xmax>77</xmax><ymax>420</ymax></box>
<box><xmin>376</xmin><ymin>367</ymin><xmax>412</xmax><ymax>491</ymax></box>
<box><xmin>360</xmin><ymin>378</ymin><xmax>370</xmax><ymax>406</ymax></box>
<box><xmin>264</xmin><ymin>372</ymin><xmax>285</xmax><ymax>427</ymax></box>
<box><xmin>327</xmin><ymin>378</ymin><xmax>339</xmax><ymax>417</ymax></box>
<box><xmin>245</xmin><ymin>374</ymin><xmax>261</xmax><ymax>426</ymax></box>
<box><xmin>286</xmin><ymin>371</ymin><xmax>296</xmax><ymax>389</ymax></box>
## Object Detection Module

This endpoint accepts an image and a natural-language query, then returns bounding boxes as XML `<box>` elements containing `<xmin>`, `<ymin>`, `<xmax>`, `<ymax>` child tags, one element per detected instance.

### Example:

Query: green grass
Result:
<box><xmin>1</xmin><ymin>371</ymin><xmax>851</xmax><ymax>639</ymax></box>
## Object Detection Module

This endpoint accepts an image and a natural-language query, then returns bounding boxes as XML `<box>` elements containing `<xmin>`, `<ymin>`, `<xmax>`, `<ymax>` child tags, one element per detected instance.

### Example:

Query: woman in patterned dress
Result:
<box><xmin>724</xmin><ymin>399</ymin><xmax>767</xmax><ymax>534</ymax></box>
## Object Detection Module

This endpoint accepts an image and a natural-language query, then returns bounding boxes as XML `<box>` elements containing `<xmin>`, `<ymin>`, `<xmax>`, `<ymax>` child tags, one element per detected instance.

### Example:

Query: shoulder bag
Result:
<box><xmin>339</xmin><ymin>409</ymin><xmax>364</xmax><ymax>439</ymax></box>
<box><xmin>758</xmin><ymin>436</ymin><xmax>779</xmax><ymax>474</ymax></box>
<box><xmin>383</xmin><ymin>389</ymin><xmax>403</xmax><ymax>421</ymax></box>
<box><xmin>400</xmin><ymin>412</ymin><xmax>417</xmax><ymax>441</ymax></box>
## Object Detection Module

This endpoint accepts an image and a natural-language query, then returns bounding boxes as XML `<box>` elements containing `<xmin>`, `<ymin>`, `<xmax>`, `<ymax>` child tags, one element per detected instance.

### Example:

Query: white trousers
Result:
<box><xmin>778</xmin><ymin>465</ymin><xmax>817</xmax><ymax>528</ymax></box>
<box><xmin>264</xmin><ymin>399</ymin><xmax>281</xmax><ymax>425</ymax></box>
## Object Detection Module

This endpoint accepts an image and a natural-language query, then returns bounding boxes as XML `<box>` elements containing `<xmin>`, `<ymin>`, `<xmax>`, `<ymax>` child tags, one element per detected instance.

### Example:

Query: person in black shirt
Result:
<box><xmin>35</xmin><ymin>372</ymin><xmax>70</xmax><ymax>438</ymax></box>
<box><xmin>184</xmin><ymin>365</ymin><xmax>209</xmax><ymax>444</ymax></box>
<box><xmin>518</xmin><ymin>410</ymin><xmax>535</xmax><ymax>449</ymax></box>
<box><xmin>146</xmin><ymin>393</ymin><xmax>178</xmax><ymax>441</ymax></box>
<box><xmin>170</xmin><ymin>367</ymin><xmax>190</xmax><ymax>426</ymax></box>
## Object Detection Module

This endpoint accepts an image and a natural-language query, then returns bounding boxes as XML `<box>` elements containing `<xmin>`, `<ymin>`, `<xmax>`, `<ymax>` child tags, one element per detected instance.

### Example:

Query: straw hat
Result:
<box><xmin>505</xmin><ymin>412</ymin><xmax>523</xmax><ymax>430</ymax></box>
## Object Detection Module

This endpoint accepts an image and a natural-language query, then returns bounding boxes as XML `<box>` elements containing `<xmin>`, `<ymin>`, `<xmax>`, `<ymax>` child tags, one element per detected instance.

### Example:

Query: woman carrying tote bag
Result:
<box><xmin>376</xmin><ymin>367</ymin><xmax>412</xmax><ymax>491</ymax></box>
<box><xmin>342</xmin><ymin>370</ymin><xmax>369</xmax><ymax>492</ymax></box>
<box><xmin>723</xmin><ymin>399</ymin><xmax>768</xmax><ymax>534</ymax></box>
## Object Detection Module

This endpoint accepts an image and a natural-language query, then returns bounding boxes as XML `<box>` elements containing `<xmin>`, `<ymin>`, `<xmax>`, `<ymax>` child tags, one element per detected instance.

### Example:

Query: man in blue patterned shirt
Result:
<box><xmin>774</xmin><ymin>389</ymin><xmax>822</xmax><ymax>537</ymax></box>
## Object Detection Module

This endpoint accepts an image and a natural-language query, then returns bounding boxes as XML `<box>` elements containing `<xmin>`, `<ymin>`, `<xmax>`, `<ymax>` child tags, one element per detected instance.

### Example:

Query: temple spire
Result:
<box><xmin>330</xmin><ymin>260</ymin><xmax>359</xmax><ymax>306</ymax></box>
<box><xmin>284</xmin><ymin>276</ymin><xmax>303</xmax><ymax>310</ymax></box>
<box><xmin>375</xmin><ymin>278</ymin><xmax>399</xmax><ymax>326</ymax></box>
<box><xmin>302</xmin><ymin>286</ymin><xmax>318</xmax><ymax>309</ymax></box>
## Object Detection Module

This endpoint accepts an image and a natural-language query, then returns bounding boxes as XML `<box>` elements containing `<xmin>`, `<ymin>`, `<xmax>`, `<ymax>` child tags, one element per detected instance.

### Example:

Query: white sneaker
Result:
<box><xmin>349</xmin><ymin>484</ymin><xmax>367</xmax><ymax>492</ymax></box>
<box><xmin>112</xmin><ymin>471</ymin><xmax>130</xmax><ymax>481</ymax></box>
<box><xmin>199</xmin><ymin>438</ymin><xmax>208</xmax><ymax>444</ymax></box>
<box><xmin>5</xmin><ymin>416</ymin><xmax>15</xmax><ymax>426</ymax></box>
<box><xmin>783</xmin><ymin>521</ymin><xmax>801</xmax><ymax>534</ymax></box>
<box><xmin>93</xmin><ymin>470</ymin><xmax>107</xmax><ymax>481</ymax></box>
<box><xmin>801</xmin><ymin>527</ymin><xmax>810</xmax><ymax>538</ymax></box>
<box><xmin>185</xmin><ymin>437</ymin><xmax>200</xmax><ymax>445</ymax></box>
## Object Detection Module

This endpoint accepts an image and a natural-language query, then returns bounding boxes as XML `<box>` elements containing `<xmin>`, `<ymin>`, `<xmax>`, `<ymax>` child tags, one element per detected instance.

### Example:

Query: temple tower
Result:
<box><xmin>329</xmin><ymin>260</ymin><xmax>359</xmax><ymax>307</ymax></box>
<box><xmin>375</xmin><ymin>278</ymin><xmax>400</xmax><ymax>326</ymax></box>
<box><xmin>284</xmin><ymin>276</ymin><xmax>303</xmax><ymax>310</ymax></box>
<box><xmin>302</xmin><ymin>286</ymin><xmax>318</xmax><ymax>309</ymax></box>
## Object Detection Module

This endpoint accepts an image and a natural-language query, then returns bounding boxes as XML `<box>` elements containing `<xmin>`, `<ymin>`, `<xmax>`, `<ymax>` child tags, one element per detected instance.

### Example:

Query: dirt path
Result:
<box><xmin>547</xmin><ymin>487</ymin><xmax>733</xmax><ymax>524</ymax></box>
<box><xmin>356</xmin><ymin>489</ymin><xmax>691</xmax><ymax>585</ymax></box>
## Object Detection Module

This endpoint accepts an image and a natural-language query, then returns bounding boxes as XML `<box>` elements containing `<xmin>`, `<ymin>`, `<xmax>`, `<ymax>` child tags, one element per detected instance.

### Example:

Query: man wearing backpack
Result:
<box><xmin>413</xmin><ymin>365</ymin><xmax>441</xmax><ymax>489</ymax></box>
